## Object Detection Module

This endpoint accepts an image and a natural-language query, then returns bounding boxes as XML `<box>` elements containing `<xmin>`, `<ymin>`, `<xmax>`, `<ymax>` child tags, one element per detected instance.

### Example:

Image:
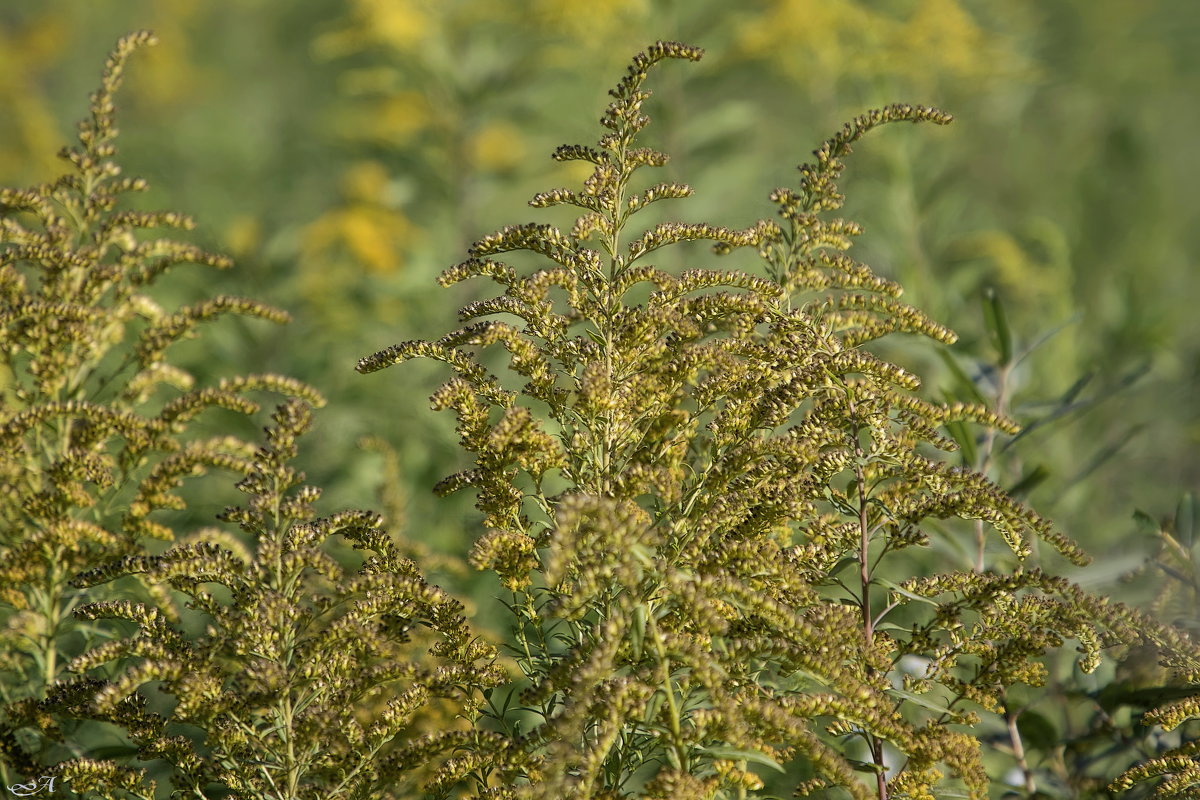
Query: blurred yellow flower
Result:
<box><xmin>737</xmin><ymin>0</ymin><xmax>878</xmax><ymax>80</ymax></box>
<box><xmin>529</xmin><ymin>0</ymin><xmax>652</xmax><ymax>68</ymax></box>
<box><xmin>468</xmin><ymin>120</ymin><xmax>526</xmax><ymax>173</ymax></box>
<box><xmin>340</xmin><ymin>159</ymin><xmax>392</xmax><ymax>203</ymax></box>
<box><xmin>362</xmin><ymin>0</ymin><xmax>430</xmax><ymax>51</ymax></box>
<box><xmin>738</xmin><ymin>0</ymin><xmax>1030</xmax><ymax>91</ymax></box>
<box><xmin>532</xmin><ymin>0</ymin><xmax>648</xmax><ymax>34</ymax></box>
<box><xmin>903</xmin><ymin>0</ymin><xmax>990</xmax><ymax>78</ymax></box>
<box><xmin>956</xmin><ymin>228</ymin><xmax>1066</xmax><ymax>303</ymax></box>
<box><xmin>335</xmin><ymin>90</ymin><xmax>432</xmax><ymax>145</ymax></box>
<box><xmin>131</xmin><ymin>0</ymin><xmax>206</xmax><ymax>107</ymax></box>
<box><xmin>0</xmin><ymin>16</ymin><xmax>70</xmax><ymax>180</ymax></box>
<box><xmin>223</xmin><ymin>215</ymin><xmax>262</xmax><ymax>258</ymax></box>
<box><xmin>301</xmin><ymin>161</ymin><xmax>415</xmax><ymax>277</ymax></box>
<box><xmin>304</xmin><ymin>206</ymin><xmax>413</xmax><ymax>276</ymax></box>
<box><xmin>560</xmin><ymin>159</ymin><xmax>597</xmax><ymax>186</ymax></box>
<box><xmin>314</xmin><ymin>0</ymin><xmax>432</xmax><ymax>57</ymax></box>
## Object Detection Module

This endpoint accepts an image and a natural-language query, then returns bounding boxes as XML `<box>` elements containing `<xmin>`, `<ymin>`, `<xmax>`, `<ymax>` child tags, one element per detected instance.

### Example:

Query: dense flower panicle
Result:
<box><xmin>357</xmin><ymin>40</ymin><xmax>1200</xmax><ymax>800</ymax></box>
<box><xmin>14</xmin><ymin>28</ymin><xmax>1181</xmax><ymax>800</ymax></box>
<box><xmin>62</xmin><ymin>400</ymin><xmax>511</xmax><ymax>799</ymax></box>
<box><xmin>134</xmin><ymin>295</ymin><xmax>292</xmax><ymax>366</ymax></box>
<box><xmin>1099</xmin><ymin>505</ymin><xmax>1200</xmax><ymax>797</ymax></box>
<box><xmin>0</xmin><ymin>33</ymin><xmax>490</xmax><ymax>799</ymax></box>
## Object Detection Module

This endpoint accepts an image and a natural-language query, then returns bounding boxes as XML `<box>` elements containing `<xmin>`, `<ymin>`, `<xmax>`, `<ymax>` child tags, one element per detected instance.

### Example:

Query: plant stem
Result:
<box><xmin>648</xmin><ymin>615</ymin><xmax>689</xmax><ymax>773</ymax></box>
<box><xmin>974</xmin><ymin>362</ymin><xmax>1011</xmax><ymax>573</ymax></box>
<box><xmin>1005</xmin><ymin>702</ymin><xmax>1036</xmax><ymax>795</ymax></box>
<box><xmin>38</xmin><ymin>557</ymin><xmax>64</xmax><ymax>695</ymax></box>
<box><xmin>851</xmin><ymin>408</ymin><xmax>888</xmax><ymax>799</ymax></box>
<box><xmin>971</xmin><ymin>364</ymin><xmax>1034</xmax><ymax>793</ymax></box>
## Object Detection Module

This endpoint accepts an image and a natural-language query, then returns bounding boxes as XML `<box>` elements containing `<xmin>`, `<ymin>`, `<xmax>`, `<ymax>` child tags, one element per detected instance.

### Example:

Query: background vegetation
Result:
<box><xmin>4</xmin><ymin>1</ymin><xmax>1198</xmax><ymax>561</ymax></box>
<box><xmin>2</xmin><ymin>2</ymin><xmax>1198</xmax><ymax>795</ymax></box>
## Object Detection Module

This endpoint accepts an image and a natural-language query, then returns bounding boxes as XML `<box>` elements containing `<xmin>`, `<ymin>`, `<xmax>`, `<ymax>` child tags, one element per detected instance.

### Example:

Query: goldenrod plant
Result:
<box><xmin>5</xmin><ymin>29</ymin><xmax>1200</xmax><ymax>800</ymax></box>
<box><xmin>933</xmin><ymin>292</ymin><xmax>1185</xmax><ymax>796</ymax></box>
<box><xmin>0</xmin><ymin>33</ymin><xmax>502</xmax><ymax>799</ymax></box>
<box><xmin>1101</xmin><ymin>496</ymin><xmax>1200</xmax><ymax>798</ymax></box>
<box><xmin>0</xmin><ymin>30</ymin><xmax>313</xmax><ymax>784</ymax></box>
<box><xmin>63</xmin><ymin>399</ymin><xmax>508</xmax><ymax>799</ymax></box>
<box><xmin>359</xmin><ymin>42</ymin><xmax>1200</xmax><ymax>799</ymax></box>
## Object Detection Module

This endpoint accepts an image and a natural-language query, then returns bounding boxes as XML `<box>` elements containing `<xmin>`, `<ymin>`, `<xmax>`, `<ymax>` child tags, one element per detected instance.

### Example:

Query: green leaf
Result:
<box><xmin>629</xmin><ymin>543</ymin><xmax>655</xmax><ymax>568</ymax></box>
<box><xmin>1003</xmin><ymin>370</ymin><xmax>1093</xmax><ymax>450</ymax></box>
<box><xmin>1016</xmin><ymin>709</ymin><xmax>1060</xmax><ymax>753</ymax></box>
<box><xmin>1094</xmin><ymin>682</ymin><xmax>1200</xmax><ymax>712</ymax></box>
<box><xmin>945</xmin><ymin>418</ymin><xmax>978</xmax><ymax>466</ymax></box>
<box><xmin>829</xmin><ymin>556</ymin><xmax>860</xmax><ymax>577</ymax></box>
<box><xmin>1132</xmin><ymin>508</ymin><xmax>1160</xmax><ymax>535</ymax></box>
<box><xmin>86</xmin><ymin>744</ymin><xmax>143</xmax><ymax>759</ymax></box>
<box><xmin>1068</xmin><ymin>424</ymin><xmax>1144</xmax><ymax>486</ymax></box>
<box><xmin>886</xmin><ymin>687</ymin><xmax>958</xmax><ymax>715</ymax></box>
<box><xmin>847</xmin><ymin>758</ymin><xmax>885</xmax><ymax>774</ymax></box>
<box><xmin>1005</xmin><ymin>362</ymin><xmax>1148</xmax><ymax>452</ymax></box>
<box><xmin>643</xmin><ymin>689</ymin><xmax>665</xmax><ymax>725</ymax></box>
<box><xmin>1006</xmin><ymin>464</ymin><xmax>1049</xmax><ymax>499</ymax></box>
<box><xmin>695</xmin><ymin>745</ymin><xmax>786</xmax><ymax>773</ymax></box>
<box><xmin>982</xmin><ymin>287</ymin><xmax>1013</xmax><ymax>366</ymax></box>
<box><xmin>630</xmin><ymin>603</ymin><xmax>646</xmax><ymax>661</ymax></box>
<box><xmin>498</xmin><ymin>687</ymin><xmax>515</xmax><ymax>716</ymax></box>
<box><xmin>877</xmin><ymin>577</ymin><xmax>939</xmax><ymax>606</ymax></box>
<box><xmin>937</xmin><ymin>349</ymin><xmax>987</xmax><ymax>406</ymax></box>
<box><xmin>1011</xmin><ymin>312</ymin><xmax>1080</xmax><ymax>369</ymax></box>
<box><xmin>1175</xmin><ymin>491</ymin><xmax>1196</xmax><ymax>549</ymax></box>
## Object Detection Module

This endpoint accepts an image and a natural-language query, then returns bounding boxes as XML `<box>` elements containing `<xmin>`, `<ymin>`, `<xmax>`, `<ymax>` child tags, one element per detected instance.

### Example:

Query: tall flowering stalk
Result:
<box><xmin>1</xmin><ymin>33</ymin><xmax>506</xmax><ymax>800</ymax></box>
<box><xmin>360</xmin><ymin>41</ymin><xmax>1195</xmax><ymax>799</ymax></box>
<box><xmin>0</xmin><ymin>31</ymin><xmax>319</xmax><ymax>786</ymax></box>
<box><xmin>7</xmin><ymin>30</ymin><xmax>1197</xmax><ymax>800</ymax></box>
<box><xmin>64</xmin><ymin>399</ymin><xmax>507</xmax><ymax>799</ymax></box>
<box><xmin>1106</xmin><ymin>497</ymin><xmax>1200</xmax><ymax>797</ymax></box>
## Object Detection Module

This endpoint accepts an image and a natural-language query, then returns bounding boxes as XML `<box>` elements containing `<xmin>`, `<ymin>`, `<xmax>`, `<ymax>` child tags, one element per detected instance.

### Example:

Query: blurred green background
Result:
<box><xmin>3</xmin><ymin>0</ymin><xmax>1198</xmax><ymax>605</ymax></box>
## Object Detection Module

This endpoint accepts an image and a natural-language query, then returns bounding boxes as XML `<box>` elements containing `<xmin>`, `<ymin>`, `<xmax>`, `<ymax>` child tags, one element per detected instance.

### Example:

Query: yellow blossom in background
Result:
<box><xmin>560</xmin><ymin>159</ymin><xmax>597</xmax><ymax>186</ymax></box>
<box><xmin>529</xmin><ymin>0</ymin><xmax>657</xmax><ymax>70</ymax></box>
<box><xmin>355</xmin><ymin>0</ymin><xmax>430</xmax><ymax>51</ymax></box>
<box><xmin>223</xmin><ymin>214</ymin><xmax>262</xmax><ymax>258</ymax></box>
<box><xmin>954</xmin><ymin>229</ymin><xmax>1066</xmax><ymax>305</ymax></box>
<box><xmin>737</xmin><ymin>0</ymin><xmax>879</xmax><ymax>82</ymax></box>
<box><xmin>737</xmin><ymin>0</ymin><xmax>1031</xmax><ymax>93</ymax></box>
<box><xmin>2</xmin><ymin>7</ymin><xmax>1200</xmax><ymax>795</ymax></box>
<box><xmin>313</xmin><ymin>0</ymin><xmax>433</xmax><ymax>57</ymax></box>
<box><xmin>128</xmin><ymin>0</ymin><xmax>205</xmax><ymax>107</ymax></box>
<box><xmin>341</xmin><ymin>159</ymin><xmax>392</xmax><ymax>203</ymax></box>
<box><xmin>531</xmin><ymin>0</ymin><xmax>649</xmax><ymax>39</ymax></box>
<box><xmin>316</xmin><ymin>206</ymin><xmax>409</xmax><ymax>276</ymax></box>
<box><xmin>337</xmin><ymin>89</ymin><xmax>433</xmax><ymax>146</ymax></box>
<box><xmin>0</xmin><ymin>16</ymin><xmax>70</xmax><ymax>181</ymax></box>
<box><xmin>296</xmin><ymin>161</ymin><xmax>419</xmax><ymax>332</ymax></box>
<box><xmin>467</xmin><ymin>119</ymin><xmax>526</xmax><ymax>173</ymax></box>
<box><xmin>900</xmin><ymin>0</ymin><xmax>1023</xmax><ymax>83</ymax></box>
<box><xmin>301</xmin><ymin>161</ymin><xmax>415</xmax><ymax>277</ymax></box>
<box><xmin>949</xmin><ymin>224</ymin><xmax>1081</xmax><ymax>383</ymax></box>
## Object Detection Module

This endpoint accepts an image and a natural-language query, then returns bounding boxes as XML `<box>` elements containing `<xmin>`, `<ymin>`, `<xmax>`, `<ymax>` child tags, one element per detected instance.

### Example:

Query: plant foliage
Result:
<box><xmin>0</xmin><ymin>33</ymin><xmax>503</xmax><ymax>800</ymax></box>
<box><xmin>0</xmin><ymin>29</ymin><xmax>313</xmax><ymax>781</ymax></box>
<box><xmin>359</xmin><ymin>41</ymin><xmax>1200</xmax><ymax>799</ymax></box>
<box><xmin>3</xmin><ymin>30</ymin><xmax>1199</xmax><ymax>800</ymax></box>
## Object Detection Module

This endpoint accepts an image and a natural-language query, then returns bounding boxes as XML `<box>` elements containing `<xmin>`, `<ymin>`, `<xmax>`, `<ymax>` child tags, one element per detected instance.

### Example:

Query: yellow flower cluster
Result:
<box><xmin>356</xmin><ymin>39</ymin><xmax>1187</xmax><ymax>799</ymax></box>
